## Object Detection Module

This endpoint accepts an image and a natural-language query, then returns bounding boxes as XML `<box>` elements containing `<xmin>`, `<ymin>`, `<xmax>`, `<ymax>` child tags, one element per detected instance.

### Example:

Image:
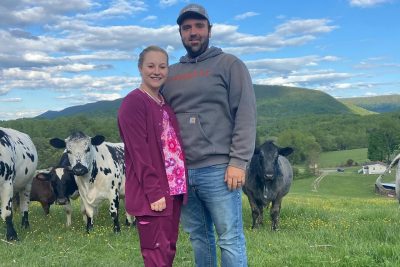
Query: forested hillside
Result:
<box><xmin>1</xmin><ymin>85</ymin><xmax>399</xmax><ymax>169</ymax></box>
<box><xmin>36</xmin><ymin>85</ymin><xmax>354</xmax><ymax>119</ymax></box>
<box><xmin>254</xmin><ymin>85</ymin><xmax>352</xmax><ymax>117</ymax></box>
<box><xmin>37</xmin><ymin>99</ymin><xmax>122</xmax><ymax>119</ymax></box>
<box><xmin>341</xmin><ymin>94</ymin><xmax>400</xmax><ymax>113</ymax></box>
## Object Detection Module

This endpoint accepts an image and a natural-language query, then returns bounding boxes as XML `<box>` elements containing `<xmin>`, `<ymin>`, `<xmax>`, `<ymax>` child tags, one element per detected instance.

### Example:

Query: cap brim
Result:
<box><xmin>177</xmin><ymin>12</ymin><xmax>208</xmax><ymax>25</ymax></box>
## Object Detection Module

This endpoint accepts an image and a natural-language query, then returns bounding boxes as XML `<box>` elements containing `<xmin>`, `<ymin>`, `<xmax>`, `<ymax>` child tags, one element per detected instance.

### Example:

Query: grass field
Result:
<box><xmin>318</xmin><ymin>148</ymin><xmax>369</xmax><ymax>168</ymax></box>
<box><xmin>1</xmin><ymin>169</ymin><xmax>399</xmax><ymax>266</ymax></box>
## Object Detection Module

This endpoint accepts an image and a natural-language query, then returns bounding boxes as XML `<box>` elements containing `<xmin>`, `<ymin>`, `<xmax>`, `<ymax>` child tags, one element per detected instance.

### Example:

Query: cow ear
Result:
<box><xmin>91</xmin><ymin>135</ymin><xmax>105</xmax><ymax>146</ymax></box>
<box><xmin>279</xmin><ymin>147</ymin><xmax>294</xmax><ymax>157</ymax></box>
<box><xmin>0</xmin><ymin>130</ymin><xmax>6</xmax><ymax>139</ymax></box>
<box><xmin>50</xmin><ymin>138</ymin><xmax>66</xmax><ymax>149</ymax></box>
<box><xmin>35</xmin><ymin>172</ymin><xmax>51</xmax><ymax>181</ymax></box>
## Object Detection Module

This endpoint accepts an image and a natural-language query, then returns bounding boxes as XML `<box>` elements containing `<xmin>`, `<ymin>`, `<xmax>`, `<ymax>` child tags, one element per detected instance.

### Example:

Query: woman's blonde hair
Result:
<box><xmin>138</xmin><ymin>45</ymin><xmax>169</xmax><ymax>68</ymax></box>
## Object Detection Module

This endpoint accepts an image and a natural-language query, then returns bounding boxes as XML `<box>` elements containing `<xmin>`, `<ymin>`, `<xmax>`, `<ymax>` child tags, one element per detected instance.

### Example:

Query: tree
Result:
<box><xmin>277</xmin><ymin>130</ymin><xmax>321</xmax><ymax>165</ymax></box>
<box><xmin>367</xmin><ymin>118</ymin><xmax>400</xmax><ymax>162</ymax></box>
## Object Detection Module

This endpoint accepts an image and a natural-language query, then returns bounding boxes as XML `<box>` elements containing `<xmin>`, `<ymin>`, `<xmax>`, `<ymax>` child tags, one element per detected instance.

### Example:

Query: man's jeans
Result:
<box><xmin>181</xmin><ymin>164</ymin><xmax>247</xmax><ymax>267</ymax></box>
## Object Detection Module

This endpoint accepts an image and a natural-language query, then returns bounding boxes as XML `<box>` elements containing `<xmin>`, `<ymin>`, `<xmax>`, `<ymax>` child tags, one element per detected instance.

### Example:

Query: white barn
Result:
<box><xmin>361</xmin><ymin>162</ymin><xmax>388</xmax><ymax>175</ymax></box>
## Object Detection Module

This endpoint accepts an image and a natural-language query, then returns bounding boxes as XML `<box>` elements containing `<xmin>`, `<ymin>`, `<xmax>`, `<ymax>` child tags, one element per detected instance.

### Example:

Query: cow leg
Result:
<box><xmin>247</xmin><ymin>194</ymin><xmax>262</xmax><ymax>229</ymax></box>
<box><xmin>64</xmin><ymin>202</ymin><xmax>72</xmax><ymax>226</ymax></box>
<box><xmin>19</xmin><ymin>186</ymin><xmax>32</xmax><ymax>229</ymax></box>
<box><xmin>395</xmin><ymin>175</ymin><xmax>400</xmax><ymax>205</ymax></box>
<box><xmin>256</xmin><ymin>200</ymin><xmax>265</xmax><ymax>227</ymax></box>
<box><xmin>40</xmin><ymin>201</ymin><xmax>51</xmax><ymax>215</ymax></box>
<box><xmin>1</xmin><ymin>183</ymin><xmax>18</xmax><ymax>240</ymax></box>
<box><xmin>86</xmin><ymin>216</ymin><xmax>94</xmax><ymax>233</ymax></box>
<box><xmin>125</xmin><ymin>214</ymin><xmax>136</xmax><ymax>227</ymax></box>
<box><xmin>5</xmin><ymin>213</ymin><xmax>18</xmax><ymax>241</ymax></box>
<box><xmin>21</xmin><ymin>211</ymin><xmax>29</xmax><ymax>229</ymax></box>
<box><xmin>270</xmin><ymin>198</ymin><xmax>282</xmax><ymax>231</ymax></box>
<box><xmin>110</xmin><ymin>194</ymin><xmax>121</xmax><ymax>233</ymax></box>
<box><xmin>83</xmin><ymin>203</ymin><xmax>94</xmax><ymax>233</ymax></box>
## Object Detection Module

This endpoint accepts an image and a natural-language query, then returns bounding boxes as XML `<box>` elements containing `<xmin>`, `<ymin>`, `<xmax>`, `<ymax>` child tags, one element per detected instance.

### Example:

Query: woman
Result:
<box><xmin>118</xmin><ymin>45</ymin><xmax>187</xmax><ymax>267</ymax></box>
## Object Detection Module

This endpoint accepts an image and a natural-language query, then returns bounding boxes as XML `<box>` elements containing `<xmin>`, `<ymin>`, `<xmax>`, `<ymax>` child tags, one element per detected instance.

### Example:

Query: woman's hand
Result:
<box><xmin>150</xmin><ymin>197</ymin><xmax>166</xmax><ymax>211</ymax></box>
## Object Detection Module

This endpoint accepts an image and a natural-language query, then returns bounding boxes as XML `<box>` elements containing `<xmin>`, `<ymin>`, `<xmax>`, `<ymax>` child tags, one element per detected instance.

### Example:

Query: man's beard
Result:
<box><xmin>184</xmin><ymin>38</ymin><xmax>209</xmax><ymax>58</ymax></box>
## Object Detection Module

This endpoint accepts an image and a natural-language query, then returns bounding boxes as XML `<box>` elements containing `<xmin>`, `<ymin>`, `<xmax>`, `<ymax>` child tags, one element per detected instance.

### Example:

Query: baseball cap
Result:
<box><xmin>177</xmin><ymin>3</ymin><xmax>209</xmax><ymax>25</ymax></box>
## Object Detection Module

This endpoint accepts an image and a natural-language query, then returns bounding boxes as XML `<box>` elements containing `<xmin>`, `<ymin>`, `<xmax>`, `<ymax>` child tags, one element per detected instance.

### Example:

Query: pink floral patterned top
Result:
<box><xmin>161</xmin><ymin>109</ymin><xmax>187</xmax><ymax>195</ymax></box>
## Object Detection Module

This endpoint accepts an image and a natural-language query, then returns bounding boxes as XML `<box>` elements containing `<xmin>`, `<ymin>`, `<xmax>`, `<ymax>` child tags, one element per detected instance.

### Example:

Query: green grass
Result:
<box><xmin>318</xmin><ymin>148</ymin><xmax>369</xmax><ymax>168</ymax></box>
<box><xmin>340</xmin><ymin>101</ymin><xmax>378</xmax><ymax>116</ymax></box>
<box><xmin>1</xmin><ymin>170</ymin><xmax>399</xmax><ymax>266</ymax></box>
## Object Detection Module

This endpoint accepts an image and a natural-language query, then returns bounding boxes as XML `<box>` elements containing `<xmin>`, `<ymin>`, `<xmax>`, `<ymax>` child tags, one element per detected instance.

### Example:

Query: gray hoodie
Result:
<box><xmin>162</xmin><ymin>46</ymin><xmax>256</xmax><ymax>169</ymax></box>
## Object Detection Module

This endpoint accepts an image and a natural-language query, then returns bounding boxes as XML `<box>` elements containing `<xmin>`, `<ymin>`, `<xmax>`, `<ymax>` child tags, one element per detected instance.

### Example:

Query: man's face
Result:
<box><xmin>179</xmin><ymin>18</ymin><xmax>210</xmax><ymax>58</ymax></box>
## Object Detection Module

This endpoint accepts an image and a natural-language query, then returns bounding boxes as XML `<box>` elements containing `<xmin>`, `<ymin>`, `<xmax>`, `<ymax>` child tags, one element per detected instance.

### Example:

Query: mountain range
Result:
<box><xmin>36</xmin><ymin>85</ymin><xmax>400</xmax><ymax>119</ymax></box>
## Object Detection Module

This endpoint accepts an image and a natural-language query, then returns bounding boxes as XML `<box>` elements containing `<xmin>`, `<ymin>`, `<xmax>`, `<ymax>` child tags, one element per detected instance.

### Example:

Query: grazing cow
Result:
<box><xmin>50</xmin><ymin>131</ymin><xmax>131</xmax><ymax>233</ymax></box>
<box><xmin>34</xmin><ymin>167</ymin><xmax>79</xmax><ymax>226</ymax></box>
<box><xmin>0</xmin><ymin>127</ymin><xmax>38</xmax><ymax>241</ymax></box>
<box><xmin>243</xmin><ymin>141</ymin><xmax>293</xmax><ymax>230</ymax></box>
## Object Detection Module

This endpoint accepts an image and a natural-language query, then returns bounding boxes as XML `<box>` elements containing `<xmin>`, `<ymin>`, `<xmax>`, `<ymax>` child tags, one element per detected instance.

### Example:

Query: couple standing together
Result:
<box><xmin>118</xmin><ymin>3</ymin><xmax>256</xmax><ymax>267</ymax></box>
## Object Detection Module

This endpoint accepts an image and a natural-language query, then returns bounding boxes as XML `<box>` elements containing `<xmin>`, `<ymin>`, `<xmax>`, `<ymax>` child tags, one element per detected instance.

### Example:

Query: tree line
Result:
<box><xmin>1</xmin><ymin>111</ymin><xmax>399</xmax><ymax>170</ymax></box>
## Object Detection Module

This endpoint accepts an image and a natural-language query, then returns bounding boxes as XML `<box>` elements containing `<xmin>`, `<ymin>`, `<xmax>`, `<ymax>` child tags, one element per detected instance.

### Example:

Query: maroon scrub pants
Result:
<box><xmin>136</xmin><ymin>195</ymin><xmax>183</xmax><ymax>267</ymax></box>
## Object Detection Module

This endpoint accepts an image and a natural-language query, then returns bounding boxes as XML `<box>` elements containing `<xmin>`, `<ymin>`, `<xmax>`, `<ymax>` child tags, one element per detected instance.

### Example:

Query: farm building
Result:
<box><xmin>360</xmin><ymin>162</ymin><xmax>388</xmax><ymax>175</ymax></box>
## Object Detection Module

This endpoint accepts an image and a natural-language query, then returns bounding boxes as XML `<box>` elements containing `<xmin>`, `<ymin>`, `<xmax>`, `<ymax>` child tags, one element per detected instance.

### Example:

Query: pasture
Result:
<box><xmin>317</xmin><ymin>148</ymin><xmax>369</xmax><ymax>168</ymax></box>
<box><xmin>1</xmin><ymin>171</ymin><xmax>399</xmax><ymax>266</ymax></box>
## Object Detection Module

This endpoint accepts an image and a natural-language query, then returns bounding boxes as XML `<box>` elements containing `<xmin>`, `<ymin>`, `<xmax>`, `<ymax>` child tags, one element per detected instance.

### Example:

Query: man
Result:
<box><xmin>162</xmin><ymin>3</ymin><xmax>256</xmax><ymax>267</ymax></box>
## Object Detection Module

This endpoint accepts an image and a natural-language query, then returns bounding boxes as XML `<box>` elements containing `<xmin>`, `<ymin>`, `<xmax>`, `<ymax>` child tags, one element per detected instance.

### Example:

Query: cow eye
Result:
<box><xmin>85</xmin><ymin>147</ymin><xmax>90</xmax><ymax>153</ymax></box>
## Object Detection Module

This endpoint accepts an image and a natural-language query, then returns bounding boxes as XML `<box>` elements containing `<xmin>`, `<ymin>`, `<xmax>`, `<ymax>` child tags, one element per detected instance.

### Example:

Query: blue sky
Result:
<box><xmin>0</xmin><ymin>0</ymin><xmax>399</xmax><ymax>120</ymax></box>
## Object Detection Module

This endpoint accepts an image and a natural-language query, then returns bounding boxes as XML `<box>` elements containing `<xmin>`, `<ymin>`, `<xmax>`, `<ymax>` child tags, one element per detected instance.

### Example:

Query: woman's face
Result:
<box><xmin>139</xmin><ymin>51</ymin><xmax>168</xmax><ymax>91</ymax></box>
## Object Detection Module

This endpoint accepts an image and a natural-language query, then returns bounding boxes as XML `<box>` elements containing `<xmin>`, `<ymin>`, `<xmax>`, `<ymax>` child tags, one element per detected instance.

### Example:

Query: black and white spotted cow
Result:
<box><xmin>0</xmin><ymin>127</ymin><xmax>38</xmax><ymax>241</ymax></box>
<box><xmin>34</xmin><ymin>166</ymin><xmax>79</xmax><ymax>226</ymax></box>
<box><xmin>50</xmin><ymin>131</ymin><xmax>131</xmax><ymax>233</ymax></box>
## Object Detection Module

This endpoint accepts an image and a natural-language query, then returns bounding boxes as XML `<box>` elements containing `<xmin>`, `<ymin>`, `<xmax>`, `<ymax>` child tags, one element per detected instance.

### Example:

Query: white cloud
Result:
<box><xmin>1</xmin><ymin>66</ymin><xmax>141</xmax><ymax>94</ymax></box>
<box><xmin>55</xmin><ymin>92</ymin><xmax>123</xmax><ymax>107</ymax></box>
<box><xmin>255</xmin><ymin>71</ymin><xmax>353</xmax><ymax>89</ymax></box>
<box><xmin>159</xmin><ymin>0</ymin><xmax>180</xmax><ymax>7</ymax></box>
<box><xmin>234</xmin><ymin>12</ymin><xmax>260</xmax><ymax>21</ymax></box>
<box><xmin>0</xmin><ymin>109</ymin><xmax>45</xmax><ymax>120</ymax></box>
<box><xmin>77</xmin><ymin>0</ymin><xmax>147</xmax><ymax>20</ymax></box>
<box><xmin>349</xmin><ymin>0</ymin><xmax>392</xmax><ymax>7</ymax></box>
<box><xmin>354</xmin><ymin>57</ymin><xmax>400</xmax><ymax>69</ymax></box>
<box><xmin>0</xmin><ymin>0</ymin><xmax>92</xmax><ymax>26</ymax></box>
<box><xmin>211</xmin><ymin>19</ymin><xmax>337</xmax><ymax>52</ymax></box>
<box><xmin>84</xmin><ymin>92</ymin><xmax>121</xmax><ymax>101</ymax></box>
<box><xmin>143</xmin><ymin>15</ymin><xmax>157</xmax><ymax>22</ymax></box>
<box><xmin>0</xmin><ymin>97</ymin><xmax>22</xmax><ymax>102</ymax></box>
<box><xmin>47</xmin><ymin>63</ymin><xmax>109</xmax><ymax>73</ymax></box>
<box><xmin>246</xmin><ymin>55</ymin><xmax>340</xmax><ymax>74</ymax></box>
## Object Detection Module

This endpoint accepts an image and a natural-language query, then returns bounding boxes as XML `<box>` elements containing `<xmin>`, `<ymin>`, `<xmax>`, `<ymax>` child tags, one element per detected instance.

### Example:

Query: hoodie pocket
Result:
<box><xmin>176</xmin><ymin>113</ymin><xmax>215</xmax><ymax>162</ymax></box>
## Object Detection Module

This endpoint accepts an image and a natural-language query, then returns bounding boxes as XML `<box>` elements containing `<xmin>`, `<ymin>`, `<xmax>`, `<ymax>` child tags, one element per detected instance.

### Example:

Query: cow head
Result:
<box><xmin>50</xmin><ymin>132</ymin><xmax>105</xmax><ymax>176</ymax></box>
<box><xmin>36</xmin><ymin>167</ymin><xmax>77</xmax><ymax>205</ymax></box>
<box><xmin>257</xmin><ymin>141</ymin><xmax>293</xmax><ymax>181</ymax></box>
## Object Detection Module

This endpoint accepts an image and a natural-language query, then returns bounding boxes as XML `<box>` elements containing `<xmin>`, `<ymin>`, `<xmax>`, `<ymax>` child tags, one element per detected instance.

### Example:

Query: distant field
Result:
<box><xmin>318</xmin><ymin>148</ymin><xmax>369</xmax><ymax>168</ymax></box>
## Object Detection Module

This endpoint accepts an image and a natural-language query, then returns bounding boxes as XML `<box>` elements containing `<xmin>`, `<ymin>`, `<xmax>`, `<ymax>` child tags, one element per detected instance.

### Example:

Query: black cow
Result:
<box><xmin>243</xmin><ymin>141</ymin><xmax>294</xmax><ymax>230</ymax></box>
